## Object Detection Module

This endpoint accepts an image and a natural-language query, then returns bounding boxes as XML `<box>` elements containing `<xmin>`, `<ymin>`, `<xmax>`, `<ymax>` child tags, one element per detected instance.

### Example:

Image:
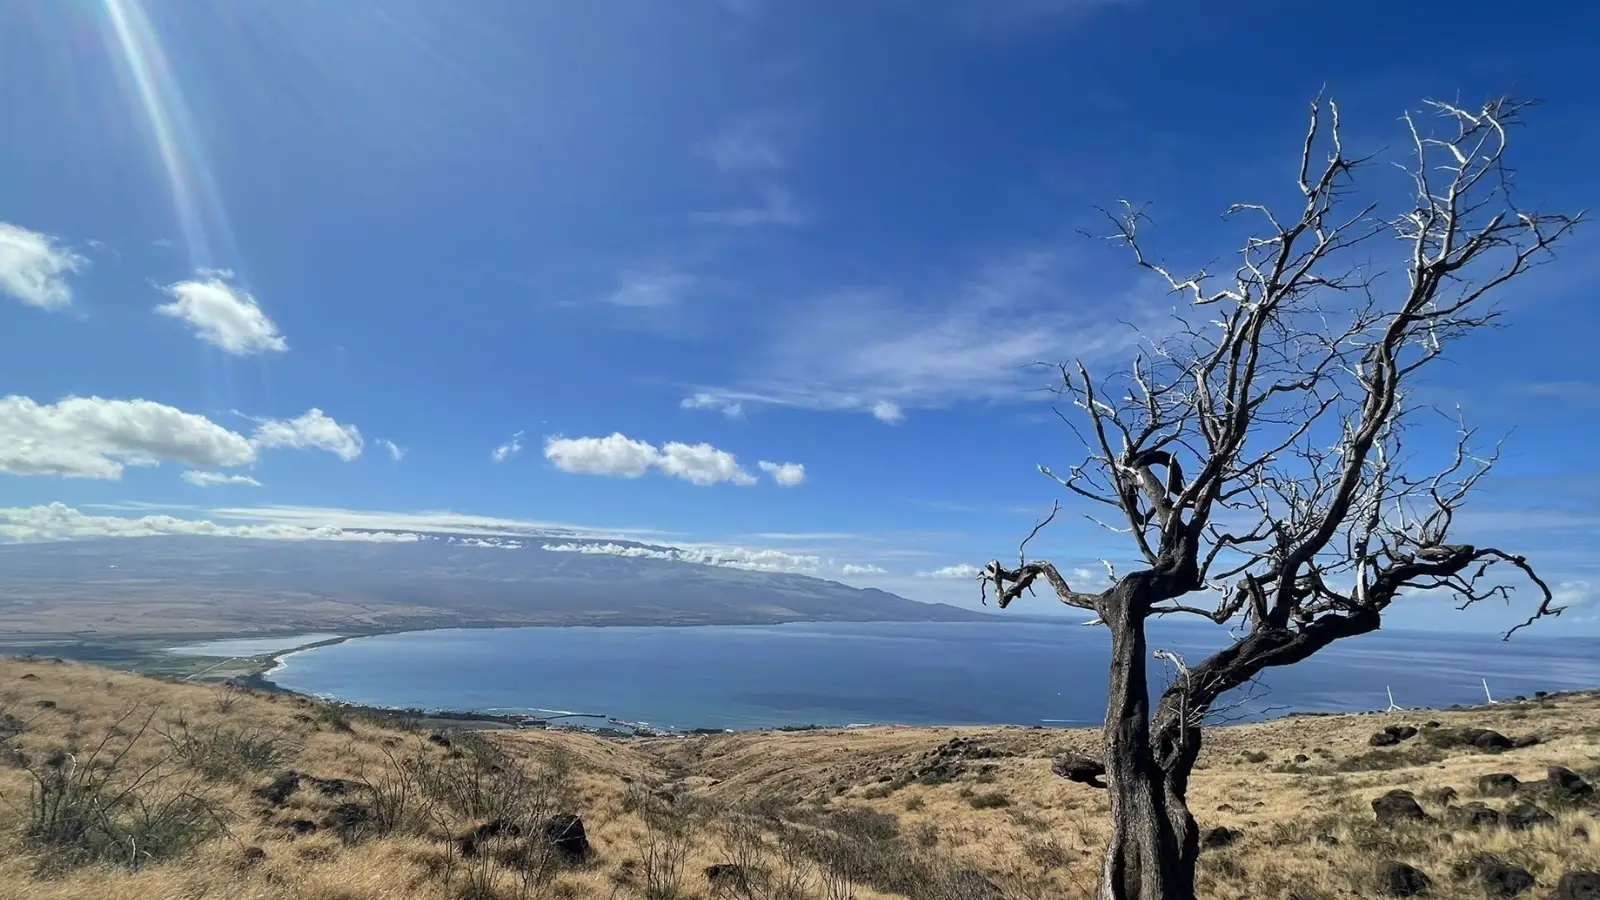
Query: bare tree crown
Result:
<box><xmin>983</xmin><ymin>96</ymin><xmax>1580</xmax><ymax>643</ymax></box>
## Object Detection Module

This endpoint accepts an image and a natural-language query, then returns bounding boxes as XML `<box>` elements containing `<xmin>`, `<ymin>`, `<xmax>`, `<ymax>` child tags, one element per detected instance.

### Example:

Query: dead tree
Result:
<box><xmin>980</xmin><ymin>95</ymin><xmax>1579</xmax><ymax>900</ymax></box>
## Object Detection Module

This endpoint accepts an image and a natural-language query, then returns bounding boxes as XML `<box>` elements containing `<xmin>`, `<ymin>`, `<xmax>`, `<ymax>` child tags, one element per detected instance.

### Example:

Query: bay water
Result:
<box><xmin>263</xmin><ymin>620</ymin><xmax>1600</xmax><ymax>731</ymax></box>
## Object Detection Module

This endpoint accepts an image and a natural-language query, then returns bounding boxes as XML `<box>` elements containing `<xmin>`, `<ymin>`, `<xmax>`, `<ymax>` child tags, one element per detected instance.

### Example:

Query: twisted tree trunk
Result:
<box><xmin>1098</xmin><ymin>595</ymin><xmax>1198</xmax><ymax>900</ymax></box>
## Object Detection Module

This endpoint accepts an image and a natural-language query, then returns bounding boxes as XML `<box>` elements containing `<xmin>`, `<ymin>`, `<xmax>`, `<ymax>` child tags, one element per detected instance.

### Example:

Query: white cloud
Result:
<box><xmin>200</xmin><ymin>504</ymin><xmax>671</xmax><ymax>542</ymax></box>
<box><xmin>0</xmin><ymin>222</ymin><xmax>87</xmax><ymax>310</ymax></box>
<box><xmin>0</xmin><ymin>502</ymin><xmax>418</xmax><ymax>544</ymax></box>
<box><xmin>543</xmin><ymin>433</ymin><xmax>775</xmax><ymax>487</ymax></box>
<box><xmin>658</xmin><ymin>441</ymin><xmax>758</xmax><ymax>486</ymax></box>
<box><xmin>841</xmin><ymin>563</ymin><xmax>888</xmax><ymax>576</ymax></box>
<box><xmin>544</xmin><ymin>433</ymin><xmax>658</xmax><ymax>478</ymax></box>
<box><xmin>492</xmin><ymin>431</ymin><xmax>524</xmax><ymax>463</ymax></box>
<box><xmin>250</xmin><ymin>409</ymin><xmax>363</xmax><ymax>461</ymax></box>
<box><xmin>682</xmin><ymin>393</ymin><xmax>744</xmax><ymax>418</ymax></box>
<box><xmin>871</xmin><ymin>401</ymin><xmax>905</xmax><ymax>424</ymax></box>
<box><xmin>687</xmin><ymin>250</ymin><xmax>1162</xmax><ymax>419</ymax></box>
<box><xmin>758</xmin><ymin>460</ymin><xmax>806</xmax><ymax>487</ymax></box>
<box><xmin>0</xmin><ymin>395</ymin><xmax>256</xmax><ymax>480</ymax></box>
<box><xmin>695</xmin><ymin>112</ymin><xmax>796</xmax><ymax>172</ymax></box>
<box><xmin>1555</xmin><ymin>580</ymin><xmax>1596</xmax><ymax>612</ymax></box>
<box><xmin>156</xmin><ymin>273</ymin><xmax>287</xmax><ymax>355</ymax></box>
<box><xmin>379</xmin><ymin>440</ymin><xmax>406</xmax><ymax>461</ymax></box>
<box><xmin>690</xmin><ymin>185</ymin><xmax>807</xmax><ymax>228</ymax></box>
<box><xmin>605</xmin><ymin>271</ymin><xmax>693</xmax><ymax>308</ymax></box>
<box><xmin>540</xmin><ymin>541</ymin><xmax>822</xmax><ymax>574</ymax></box>
<box><xmin>918</xmin><ymin>563</ymin><xmax>984</xmax><ymax>579</ymax></box>
<box><xmin>182</xmin><ymin>470</ymin><xmax>262</xmax><ymax>488</ymax></box>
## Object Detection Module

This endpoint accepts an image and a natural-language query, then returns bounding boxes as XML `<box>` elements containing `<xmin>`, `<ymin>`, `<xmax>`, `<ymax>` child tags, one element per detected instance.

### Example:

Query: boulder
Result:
<box><xmin>1201</xmin><ymin>826</ymin><xmax>1238</xmax><ymax>849</ymax></box>
<box><xmin>1373</xmin><ymin>790</ymin><xmax>1428</xmax><ymax>826</ymax></box>
<box><xmin>1293</xmin><ymin>754</ymin><xmax>1310</xmax><ymax>764</ymax></box>
<box><xmin>1423</xmin><ymin>721</ymin><xmax>1442</xmax><ymax>729</ymax></box>
<box><xmin>1371</xmin><ymin>731</ymin><xmax>1403</xmax><ymax>747</ymax></box>
<box><xmin>1482</xmin><ymin>864</ymin><xmax>1535</xmax><ymax>898</ymax></box>
<box><xmin>308</xmin><ymin>776</ymin><xmax>355</xmax><ymax>797</ymax></box>
<box><xmin>1377</xmin><ymin>860</ymin><xmax>1432</xmax><ymax>897</ymax></box>
<box><xmin>324</xmin><ymin>803</ymin><xmax>373</xmax><ymax>837</ymax></box>
<box><xmin>1446</xmin><ymin>802</ymin><xmax>1501</xmax><ymax>829</ymax></box>
<box><xmin>1511</xmin><ymin>734</ymin><xmax>1542</xmax><ymax>749</ymax></box>
<box><xmin>254</xmin><ymin>771</ymin><xmax>300</xmax><ymax>806</ymax></box>
<box><xmin>1051</xmin><ymin>754</ymin><xmax>1107</xmax><ymax>789</ymax></box>
<box><xmin>1425</xmin><ymin>786</ymin><xmax>1459</xmax><ymax>807</ymax></box>
<box><xmin>1554</xmin><ymin>872</ymin><xmax>1600</xmax><ymax>900</ymax></box>
<box><xmin>1479</xmin><ymin>773</ymin><xmax>1521</xmax><ymax>797</ymax></box>
<box><xmin>281</xmin><ymin>818</ymin><xmax>318</xmax><ymax>835</ymax></box>
<box><xmin>1385</xmin><ymin>725</ymin><xmax>1419</xmax><ymax>741</ymax></box>
<box><xmin>706</xmin><ymin>864</ymin><xmax>750</xmax><ymax>891</ymax></box>
<box><xmin>1550</xmin><ymin>766</ymin><xmax>1596</xmax><ymax>800</ymax></box>
<box><xmin>545</xmin><ymin>814</ymin><xmax>590</xmax><ymax>862</ymax></box>
<box><xmin>1469</xmin><ymin>729</ymin><xmax>1514</xmax><ymax>752</ymax></box>
<box><xmin>456</xmin><ymin>819</ymin><xmax>523</xmax><ymax>858</ymax></box>
<box><xmin>1504</xmin><ymin>803</ymin><xmax>1556</xmax><ymax>831</ymax></box>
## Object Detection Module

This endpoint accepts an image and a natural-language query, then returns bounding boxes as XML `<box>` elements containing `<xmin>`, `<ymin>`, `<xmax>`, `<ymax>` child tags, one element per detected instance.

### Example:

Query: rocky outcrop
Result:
<box><xmin>1051</xmin><ymin>754</ymin><xmax>1107</xmax><ymax>789</ymax></box>
<box><xmin>1478</xmin><ymin>773</ymin><xmax>1521</xmax><ymax>797</ymax></box>
<box><xmin>545</xmin><ymin>814</ymin><xmax>590</xmax><ymax>862</ymax></box>
<box><xmin>1372</xmin><ymin>790</ymin><xmax>1428</xmax><ymax>826</ymax></box>
<box><xmin>1377</xmin><ymin>860</ymin><xmax>1432</xmax><ymax>897</ymax></box>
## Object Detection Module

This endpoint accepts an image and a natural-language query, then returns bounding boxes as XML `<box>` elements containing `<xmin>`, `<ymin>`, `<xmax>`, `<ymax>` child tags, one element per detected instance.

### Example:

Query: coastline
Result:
<box><xmin>199</xmin><ymin>626</ymin><xmax>1600</xmax><ymax>741</ymax></box>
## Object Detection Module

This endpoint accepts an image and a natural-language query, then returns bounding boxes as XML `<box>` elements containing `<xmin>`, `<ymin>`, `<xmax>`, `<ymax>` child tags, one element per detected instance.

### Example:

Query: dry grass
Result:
<box><xmin>2</xmin><ymin>658</ymin><xmax>1597</xmax><ymax>899</ymax></box>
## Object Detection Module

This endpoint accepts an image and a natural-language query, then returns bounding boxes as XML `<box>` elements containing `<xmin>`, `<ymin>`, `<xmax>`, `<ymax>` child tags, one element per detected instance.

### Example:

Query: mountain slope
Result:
<box><xmin>0</xmin><ymin>535</ymin><xmax>989</xmax><ymax>637</ymax></box>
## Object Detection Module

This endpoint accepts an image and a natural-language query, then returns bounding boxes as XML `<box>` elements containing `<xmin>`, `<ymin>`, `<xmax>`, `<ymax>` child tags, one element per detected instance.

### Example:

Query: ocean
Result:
<box><xmin>263</xmin><ymin>620</ymin><xmax>1600</xmax><ymax>732</ymax></box>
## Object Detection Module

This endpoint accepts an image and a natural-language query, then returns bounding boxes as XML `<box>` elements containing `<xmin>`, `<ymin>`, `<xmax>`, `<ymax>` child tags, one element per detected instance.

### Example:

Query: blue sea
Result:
<box><xmin>263</xmin><ymin>620</ymin><xmax>1600</xmax><ymax>732</ymax></box>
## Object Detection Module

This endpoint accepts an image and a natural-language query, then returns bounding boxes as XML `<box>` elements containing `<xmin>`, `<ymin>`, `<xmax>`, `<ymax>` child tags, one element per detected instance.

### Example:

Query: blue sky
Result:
<box><xmin>1</xmin><ymin>0</ymin><xmax>1596</xmax><ymax>632</ymax></box>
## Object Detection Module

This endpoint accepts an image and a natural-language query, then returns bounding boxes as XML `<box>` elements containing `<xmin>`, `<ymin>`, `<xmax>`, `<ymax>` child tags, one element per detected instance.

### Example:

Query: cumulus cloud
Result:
<box><xmin>0</xmin><ymin>502</ymin><xmax>419</xmax><ymax>544</ymax></box>
<box><xmin>156</xmin><ymin>272</ymin><xmax>287</xmax><ymax>355</ymax></box>
<box><xmin>657</xmin><ymin>441</ymin><xmax>758</xmax><ymax>486</ymax></box>
<box><xmin>0</xmin><ymin>222</ymin><xmax>87</xmax><ymax>310</ymax></box>
<box><xmin>758</xmin><ymin>460</ymin><xmax>806</xmax><ymax>486</ymax></box>
<box><xmin>492</xmin><ymin>431</ymin><xmax>524</xmax><ymax>463</ymax></box>
<box><xmin>379</xmin><ymin>440</ymin><xmax>406</xmax><ymax>461</ymax></box>
<box><xmin>0</xmin><ymin>395</ymin><xmax>256</xmax><ymax>479</ymax></box>
<box><xmin>544</xmin><ymin>433</ymin><xmax>658</xmax><ymax>478</ymax></box>
<box><xmin>543</xmin><ymin>433</ymin><xmax>782</xmax><ymax>487</ymax></box>
<box><xmin>540</xmin><ymin>541</ymin><xmax>822</xmax><ymax>574</ymax></box>
<box><xmin>250</xmin><ymin>409</ymin><xmax>363</xmax><ymax>461</ymax></box>
<box><xmin>682</xmin><ymin>393</ymin><xmax>744</xmax><ymax>418</ymax></box>
<box><xmin>871</xmin><ymin>401</ymin><xmax>905</xmax><ymax>424</ymax></box>
<box><xmin>841</xmin><ymin>563</ymin><xmax>888</xmax><ymax>576</ymax></box>
<box><xmin>918</xmin><ymin>563</ymin><xmax>983</xmax><ymax>579</ymax></box>
<box><xmin>182</xmin><ymin>470</ymin><xmax>262</xmax><ymax>488</ymax></box>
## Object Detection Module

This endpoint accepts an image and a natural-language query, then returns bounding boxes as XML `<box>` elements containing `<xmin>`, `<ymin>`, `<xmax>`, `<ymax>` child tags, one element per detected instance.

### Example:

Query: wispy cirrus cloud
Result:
<box><xmin>604</xmin><ymin>270</ymin><xmax>696</xmax><ymax>308</ymax></box>
<box><xmin>0</xmin><ymin>221</ymin><xmax>87</xmax><ymax>310</ymax></box>
<box><xmin>690</xmin><ymin>185</ymin><xmax>808</xmax><ymax>228</ymax></box>
<box><xmin>682</xmin><ymin>393</ymin><xmax>744</xmax><ymax>418</ymax></box>
<box><xmin>682</xmin><ymin>248</ymin><xmax>1161</xmax><ymax>422</ymax></box>
<box><xmin>695</xmin><ymin>111</ymin><xmax>802</xmax><ymax>173</ymax></box>
<box><xmin>492</xmin><ymin>431</ymin><xmax>524</xmax><ymax>463</ymax></box>
<box><xmin>181</xmin><ymin>470</ymin><xmax>262</xmax><ymax>488</ymax></box>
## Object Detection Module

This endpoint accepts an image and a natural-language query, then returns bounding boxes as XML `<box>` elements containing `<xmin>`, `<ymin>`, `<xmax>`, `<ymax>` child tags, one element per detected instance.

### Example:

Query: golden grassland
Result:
<box><xmin>1</xmin><ymin>657</ymin><xmax>1597</xmax><ymax>899</ymax></box>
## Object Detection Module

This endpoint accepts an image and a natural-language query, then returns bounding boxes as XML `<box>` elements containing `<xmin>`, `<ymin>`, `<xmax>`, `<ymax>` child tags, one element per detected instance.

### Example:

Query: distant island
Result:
<box><xmin>0</xmin><ymin>534</ymin><xmax>990</xmax><ymax>665</ymax></box>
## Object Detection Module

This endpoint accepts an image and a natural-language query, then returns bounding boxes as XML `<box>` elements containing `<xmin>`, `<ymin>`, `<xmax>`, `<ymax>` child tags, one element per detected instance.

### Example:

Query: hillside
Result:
<box><xmin>2</xmin><ymin>658</ymin><xmax>1597</xmax><ymax>899</ymax></box>
<box><xmin>0</xmin><ymin>536</ymin><xmax>986</xmax><ymax>642</ymax></box>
